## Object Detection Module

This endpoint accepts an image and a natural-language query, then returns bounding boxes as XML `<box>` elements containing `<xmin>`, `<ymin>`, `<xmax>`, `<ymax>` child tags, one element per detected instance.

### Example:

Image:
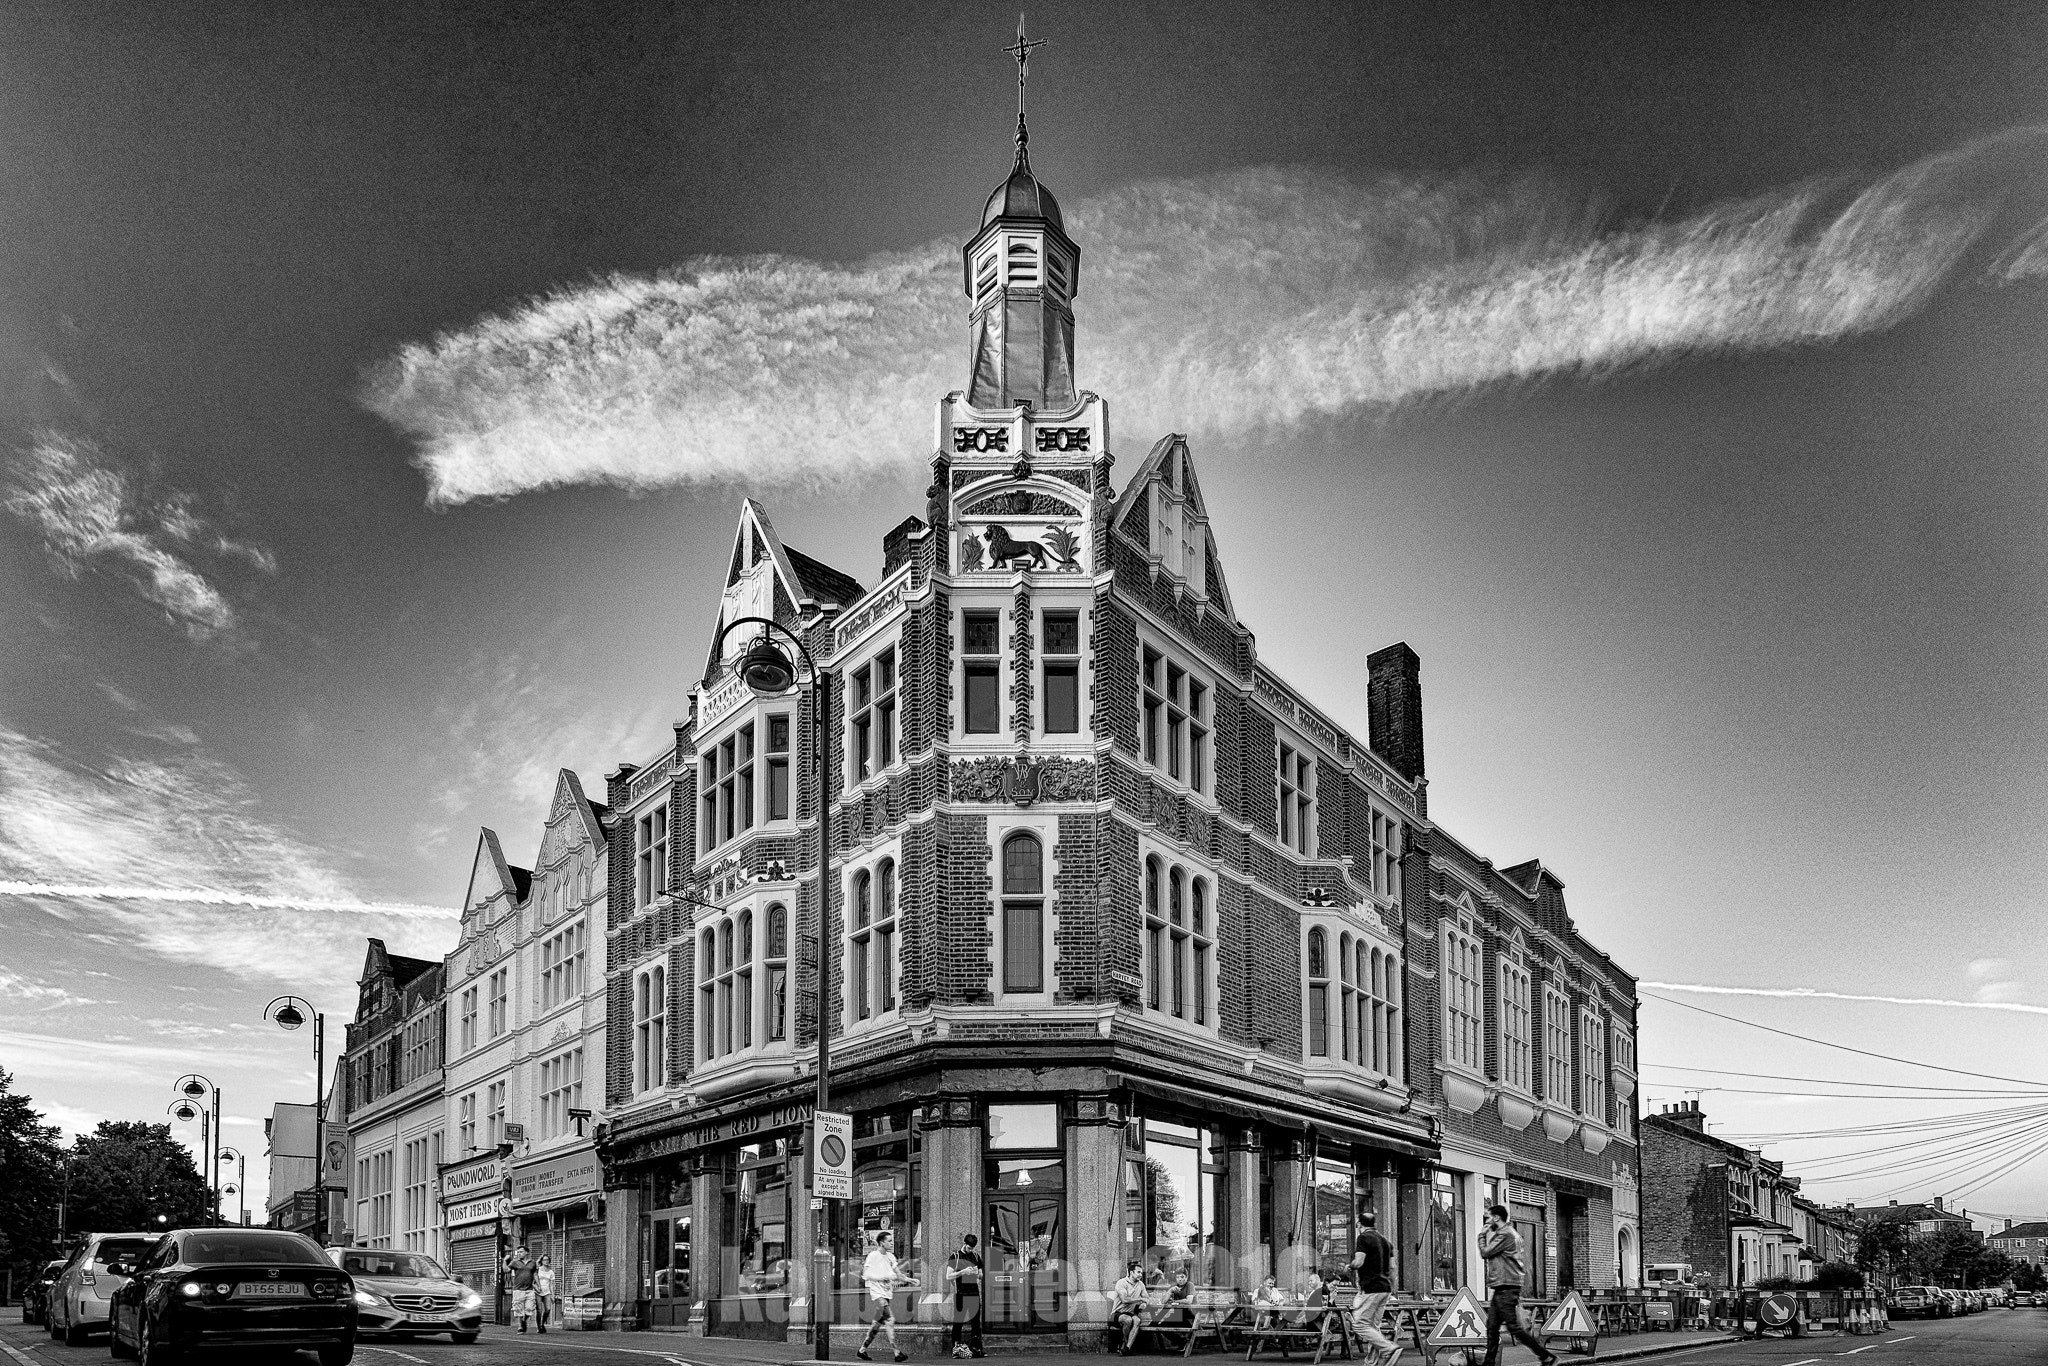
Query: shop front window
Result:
<box><xmin>725</xmin><ymin>1140</ymin><xmax>790</xmax><ymax>1311</ymax></box>
<box><xmin>1431</xmin><ymin>1170</ymin><xmax>1466</xmax><ymax>1294</ymax></box>
<box><xmin>831</xmin><ymin>1111</ymin><xmax>922</xmax><ymax>1329</ymax></box>
<box><xmin>1313</xmin><ymin>1155</ymin><xmax>1353</xmax><ymax>1285</ymax></box>
<box><xmin>1142</xmin><ymin>1118</ymin><xmax>1225</xmax><ymax>1283</ymax></box>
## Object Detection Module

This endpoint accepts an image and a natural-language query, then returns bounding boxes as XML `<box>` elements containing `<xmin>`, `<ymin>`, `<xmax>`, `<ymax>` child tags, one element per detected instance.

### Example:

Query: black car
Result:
<box><xmin>20</xmin><ymin>1258</ymin><xmax>66</xmax><ymax>1325</ymax></box>
<box><xmin>105</xmin><ymin>1228</ymin><xmax>357</xmax><ymax>1365</ymax></box>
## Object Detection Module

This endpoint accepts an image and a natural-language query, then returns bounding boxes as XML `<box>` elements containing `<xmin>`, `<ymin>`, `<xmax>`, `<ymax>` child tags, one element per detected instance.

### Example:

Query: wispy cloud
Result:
<box><xmin>410</xmin><ymin>650</ymin><xmax>663</xmax><ymax>861</ymax></box>
<box><xmin>1967</xmin><ymin>958</ymin><xmax>2025</xmax><ymax>1004</ymax></box>
<box><xmin>0</xmin><ymin>967</ymin><xmax>103</xmax><ymax>1012</ymax></box>
<box><xmin>0</xmin><ymin>726</ymin><xmax>456</xmax><ymax>985</ymax></box>
<box><xmin>365</xmin><ymin>128</ymin><xmax>2048</xmax><ymax>505</ymax></box>
<box><xmin>1991</xmin><ymin>211</ymin><xmax>2048</xmax><ymax>282</ymax></box>
<box><xmin>1646</xmin><ymin>980</ymin><xmax>2048</xmax><ymax>1016</ymax></box>
<box><xmin>2</xmin><ymin>429</ymin><xmax>275</xmax><ymax>642</ymax></box>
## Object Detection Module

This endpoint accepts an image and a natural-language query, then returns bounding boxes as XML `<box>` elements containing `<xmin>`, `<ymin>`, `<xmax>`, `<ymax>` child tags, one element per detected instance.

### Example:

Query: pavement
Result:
<box><xmin>8</xmin><ymin>1306</ymin><xmax>2048</xmax><ymax>1366</ymax></box>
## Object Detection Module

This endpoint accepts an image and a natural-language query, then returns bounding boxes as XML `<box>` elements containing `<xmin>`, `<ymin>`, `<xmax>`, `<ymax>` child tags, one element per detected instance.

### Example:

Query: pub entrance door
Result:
<box><xmin>985</xmin><ymin>1187</ymin><xmax>1066</xmax><ymax>1331</ymax></box>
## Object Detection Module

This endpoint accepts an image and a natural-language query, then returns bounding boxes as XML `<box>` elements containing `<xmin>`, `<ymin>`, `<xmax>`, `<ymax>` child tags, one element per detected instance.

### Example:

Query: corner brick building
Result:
<box><xmin>592</xmin><ymin>118</ymin><xmax>1642</xmax><ymax>1344</ymax></box>
<box><xmin>1641</xmin><ymin>1100</ymin><xmax>1803</xmax><ymax>1288</ymax></box>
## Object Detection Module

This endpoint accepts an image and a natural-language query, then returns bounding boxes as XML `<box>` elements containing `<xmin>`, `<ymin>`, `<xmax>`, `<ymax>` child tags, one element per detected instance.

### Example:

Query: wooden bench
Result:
<box><xmin>1243</xmin><ymin>1305</ymin><xmax>1348</xmax><ymax>1363</ymax></box>
<box><xmin>1175</xmin><ymin>1289</ymin><xmax>1251</xmax><ymax>1357</ymax></box>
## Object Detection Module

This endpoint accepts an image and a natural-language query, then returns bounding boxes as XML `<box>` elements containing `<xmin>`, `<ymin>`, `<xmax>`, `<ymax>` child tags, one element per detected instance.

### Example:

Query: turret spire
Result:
<box><xmin>1002</xmin><ymin>13</ymin><xmax>1048</xmax><ymax>156</ymax></box>
<box><xmin>965</xmin><ymin>15</ymin><xmax>1076</xmax><ymax>411</ymax></box>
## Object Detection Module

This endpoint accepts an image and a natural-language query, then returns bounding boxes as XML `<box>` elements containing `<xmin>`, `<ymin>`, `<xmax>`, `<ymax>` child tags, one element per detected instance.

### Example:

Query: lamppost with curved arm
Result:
<box><xmin>165</xmin><ymin>1099</ymin><xmax>211</xmax><ymax>1227</ymax></box>
<box><xmin>264</xmin><ymin>995</ymin><xmax>325</xmax><ymax>1244</ymax></box>
<box><xmin>172</xmin><ymin>1075</ymin><xmax>221</xmax><ymax>1225</ymax></box>
<box><xmin>217</xmin><ymin>1148</ymin><xmax>246</xmax><ymax>1226</ymax></box>
<box><xmin>706</xmin><ymin>614</ymin><xmax>835</xmax><ymax>1359</ymax></box>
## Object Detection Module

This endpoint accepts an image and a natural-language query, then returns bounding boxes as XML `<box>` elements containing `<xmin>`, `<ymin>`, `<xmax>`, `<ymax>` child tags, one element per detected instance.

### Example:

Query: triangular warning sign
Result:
<box><xmin>1541</xmin><ymin>1290</ymin><xmax>1596</xmax><ymax>1338</ymax></box>
<box><xmin>1427</xmin><ymin>1287</ymin><xmax>1491</xmax><ymax>1346</ymax></box>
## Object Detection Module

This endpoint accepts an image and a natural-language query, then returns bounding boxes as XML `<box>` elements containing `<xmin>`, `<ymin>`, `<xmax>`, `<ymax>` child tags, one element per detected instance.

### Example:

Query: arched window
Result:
<box><xmin>1169</xmin><ymin>868</ymin><xmax>1186</xmax><ymax>1018</ymax></box>
<box><xmin>1338</xmin><ymin>933</ymin><xmax>1356</xmax><ymax>1062</ymax></box>
<box><xmin>698</xmin><ymin>905</ymin><xmax>793</xmax><ymax>1064</ymax></box>
<box><xmin>1307</xmin><ymin>928</ymin><xmax>1329</xmax><ymax>1057</ymax></box>
<box><xmin>1001</xmin><ymin>834</ymin><xmax>1044</xmax><ymax>993</ymax></box>
<box><xmin>849</xmin><ymin>860</ymin><xmax>897</xmax><ymax>1022</ymax></box>
<box><xmin>766</xmin><ymin>904</ymin><xmax>788</xmax><ymax>1042</ymax></box>
<box><xmin>1143</xmin><ymin>861</ymin><xmax>1214</xmax><ymax>1026</ymax></box>
<box><xmin>736</xmin><ymin>911</ymin><xmax>755</xmax><ymax>1051</ymax></box>
<box><xmin>634</xmin><ymin>963</ymin><xmax>666</xmax><ymax>1094</ymax></box>
<box><xmin>851</xmin><ymin>869</ymin><xmax>873</xmax><ymax>1021</ymax></box>
<box><xmin>1145</xmin><ymin>857</ymin><xmax>1163</xmax><ymax>1011</ymax></box>
<box><xmin>698</xmin><ymin>929</ymin><xmax>718</xmax><ymax>1062</ymax></box>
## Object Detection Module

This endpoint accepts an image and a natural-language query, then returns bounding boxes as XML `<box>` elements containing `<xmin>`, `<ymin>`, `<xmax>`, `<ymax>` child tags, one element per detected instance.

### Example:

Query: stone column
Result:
<box><xmin>602</xmin><ymin>1178</ymin><xmax>643</xmax><ymax>1331</ymax></box>
<box><xmin>920</xmin><ymin>1097</ymin><xmax>983</xmax><ymax>1330</ymax></box>
<box><xmin>1270</xmin><ymin>1137</ymin><xmax>1316</xmax><ymax>1290</ymax></box>
<box><xmin>1225</xmin><ymin>1127</ymin><xmax>1267</xmax><ymax>1290</ymax></box>
<box><xmin>691</xmin><ymin>1158</ymin><xmax>720</xmax><ymax>1335</ymax></box>
<box><xmin>786</xmin><ymin>1127</ymin><xmax>816</xmax><ymax>1344</ymax></box>
<box><xmin>1066</xmin><ymin>1094</ymin><xmax>1126</xmax><ymax>1334</ymax></box>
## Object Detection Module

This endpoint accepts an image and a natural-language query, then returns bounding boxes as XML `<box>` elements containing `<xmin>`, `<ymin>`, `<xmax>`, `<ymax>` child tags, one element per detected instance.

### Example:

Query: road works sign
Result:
<box><xmin>1541</xmin><ymin>1290</ymin><xmax>1596</xmax><ymax>1337</ymax></box>
<box><xmin>1427</xmin><ymin>1287</ymin><xmax>1490</xmax><ymax>1346</ymax></box>
<box><xmin>814</xmin><ymin>1110</ymin><xmax>853</xmax><ymax>1199</ymax></box>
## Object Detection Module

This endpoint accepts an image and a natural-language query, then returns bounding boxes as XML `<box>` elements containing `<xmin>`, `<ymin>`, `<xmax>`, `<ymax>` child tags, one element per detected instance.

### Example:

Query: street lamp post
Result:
<box><xmin>165</xmin><ymin>1098</ymin><xmax>211</xmax><ymax>1227</ymax></box>
<box><xmin>175</xmin><ymin>1075</ymin><xmax>221</xmax><ymax>1225</ymax></box>
<box><xmin>218</xmin><ymin>1148</ymin><xmax>246</xmax><ymax>1226</ymax></box>
<box><xmin>706</xmin><ymin>615</ymin><xmax>834</xmax><ymax>1359</ymax></box>
<box><xmin>264</xmin><ymin>996</ymin><xmax>325</xmax><ymax>1244</ymax></box>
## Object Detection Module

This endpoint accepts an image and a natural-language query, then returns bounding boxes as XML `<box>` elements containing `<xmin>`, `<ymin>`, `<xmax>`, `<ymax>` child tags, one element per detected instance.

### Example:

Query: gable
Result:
<box><xmin>1109</xmin><ymin>433</ymin><xmax>1236</xmax><ymax>618</ymax></box>
<box><xmin>702</xmin><ymin>499</ymin><xmax>863</xmax><ymax>684</ymax></box>
<box><xmin>461</xmin><ymin>828</ymin><xmax>521</xmax><ymax>921</ymax></box>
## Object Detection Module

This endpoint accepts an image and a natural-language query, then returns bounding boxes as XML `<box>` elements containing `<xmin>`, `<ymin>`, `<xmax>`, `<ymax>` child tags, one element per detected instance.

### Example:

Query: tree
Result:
<box><xmin>64</xmin><ymin>1121</ymin><xmax>209</xmax><ymax>1236</ymax></box>
<box><xmin>1856</xmin><ymin>1219</ymin><xmax>1912</xmax><ymax>1285</ymax></box>
<box><xmin>0</xmin><ymin>1066</ymin><xmax>65</xmax><ymax>1294</ymax></box>
<box><xmin>2011</xmin><ymin>1261</ymin><xmax>2048</xmax><ymax>1292</ymax></box>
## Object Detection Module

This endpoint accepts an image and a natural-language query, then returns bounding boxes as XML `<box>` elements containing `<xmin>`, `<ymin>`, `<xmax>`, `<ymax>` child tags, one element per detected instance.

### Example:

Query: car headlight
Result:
<box><xmin>354</xmin><ymin>1290</ymin><xmax>380</xmax><ymax>1307</ymax></box>
<box><xmin>459</xmin><ymin>1289</ymin><xmax>482</xmax><ymax>1309</ymax></box>
<box><xmin>180</xmin><ymin>1282</ymin><xmax>202</xmax><ymax>1298</ymax></box>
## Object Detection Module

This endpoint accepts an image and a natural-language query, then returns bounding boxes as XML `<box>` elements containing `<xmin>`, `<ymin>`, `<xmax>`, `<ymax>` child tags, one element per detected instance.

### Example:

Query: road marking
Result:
<box><xmin>0</xmin><ymin>1340</ymin><xmax>40</xmax><ymax>1365</ymax></box>
<box><xmin>1784</xmin><ymin>1358</ymin><xmax>1823</xmax><ymax>1364</ymax></box>
<box><xmin>358</xmin><ymin>1348</ymin><xmax>431</xmax><ymax>1364</ymax></box>
<box><xmin>486</xmin><ymin>1338</ymin><xmax>703</xmax><ymax>1364</ymax></box>
<box><xmin>1837</xmin><ymin>1338</ymin><xmax>1916</xmax><ymax>1356</ymax></box>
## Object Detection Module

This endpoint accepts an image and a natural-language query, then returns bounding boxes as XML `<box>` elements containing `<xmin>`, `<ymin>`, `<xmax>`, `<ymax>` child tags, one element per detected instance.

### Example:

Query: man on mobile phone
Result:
<box><xmin>1478</xmin><ymin>1206</ymin><xmax>1556</xmax><ymax>1366</ymax></box>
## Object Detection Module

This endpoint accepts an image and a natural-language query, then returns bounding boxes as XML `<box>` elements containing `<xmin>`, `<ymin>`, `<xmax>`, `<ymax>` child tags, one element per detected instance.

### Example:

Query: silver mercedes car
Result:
<box><xmin>330</xmin><ymin>1247</ymin><xmax>483</xmax><ymax>1342</ymax></box>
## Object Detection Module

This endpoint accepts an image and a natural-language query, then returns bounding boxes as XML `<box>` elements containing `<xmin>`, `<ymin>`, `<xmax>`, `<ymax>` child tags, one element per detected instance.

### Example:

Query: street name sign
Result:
<box><xmin>815</xmin><ymin>1109</ymin><xmax>853</xmax><ymax>1199</ymax></box>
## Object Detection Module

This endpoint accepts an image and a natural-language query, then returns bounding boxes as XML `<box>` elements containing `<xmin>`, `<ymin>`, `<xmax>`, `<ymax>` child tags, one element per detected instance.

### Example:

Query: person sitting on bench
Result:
<box><xmin>1251</xmin><ymin>1275</ymin><xmax>1285</xmax><ymax>1330</ymax></box>
<box><xmin>1111</xmin><ymin>1262</ymin><xmax>1150</xmax><ymax>1355</ymax></box>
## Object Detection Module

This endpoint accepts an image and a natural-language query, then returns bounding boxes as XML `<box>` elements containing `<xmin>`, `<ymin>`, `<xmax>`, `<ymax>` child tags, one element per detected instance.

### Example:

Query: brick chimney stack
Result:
<box><xmin>1367</xmin><ymin>643</ymin><xmax>1425</xmax><ymax>782</ymax></box>
<box><xmin>1657</xmin><ymin>1100</ymin><xmax>1707</xmax><ymax>1133</ymax></box>
<box><xmin>1934</xmin><ymin>1195</ymin><xmax>1944</xmax><ymax>1212</ymax></box>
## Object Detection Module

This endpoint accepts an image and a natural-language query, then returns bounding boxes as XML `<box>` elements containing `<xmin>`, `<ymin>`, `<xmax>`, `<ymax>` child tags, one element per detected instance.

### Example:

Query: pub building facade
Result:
<box><xmin>593</xmin><ymin>118</ymin><xmax>1642</xmax><ymax>1345</ymax></box>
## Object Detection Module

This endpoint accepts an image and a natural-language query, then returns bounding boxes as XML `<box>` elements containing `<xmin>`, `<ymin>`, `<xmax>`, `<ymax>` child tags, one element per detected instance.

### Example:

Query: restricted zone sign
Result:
<box><xmin>815</xmin><ymin>1110</ymin><xmax>853</xmax><ymax>1199</ymax></box>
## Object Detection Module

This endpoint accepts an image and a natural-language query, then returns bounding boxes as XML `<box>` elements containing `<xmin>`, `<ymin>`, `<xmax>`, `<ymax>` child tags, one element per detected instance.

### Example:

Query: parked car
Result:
<box><xmin>46</xmin><ymin>1232</ymin><xmax>158</xmax><ymax>1344</ymax></box>
<box><xmin>19</xmin><ymin>1259</ymin><xmax>67</xmax><ymax>1325</ymax></box>
<box><xmin>1889</xmin><ymin>1285</ymin><xmax>1942</xmax><ymax>1319</ymax></box>
<box><xmin>106</xmin><ymin>1227</ymin><xmax>357</xmax><ymax>1366</ymax></box>
<box><xmin>329</xmin><ymin>1247</ymin><xmax>482</xmax><ymax>1343</ymax></box>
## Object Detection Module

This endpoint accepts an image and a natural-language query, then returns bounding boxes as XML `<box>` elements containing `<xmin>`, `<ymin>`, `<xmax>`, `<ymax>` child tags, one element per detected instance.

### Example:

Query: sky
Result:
<box><xmin>2</xmin><ymin>1</ymin><xmax>2045</xmax><ymax>1224</ymax></box>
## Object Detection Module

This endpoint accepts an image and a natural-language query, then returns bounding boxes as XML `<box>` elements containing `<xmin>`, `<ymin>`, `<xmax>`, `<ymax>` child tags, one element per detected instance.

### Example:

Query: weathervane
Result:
<box><xmin>1002</xmin><ymin>13</ymin><xmax>1049</xmax><ymax>163</ymax></box>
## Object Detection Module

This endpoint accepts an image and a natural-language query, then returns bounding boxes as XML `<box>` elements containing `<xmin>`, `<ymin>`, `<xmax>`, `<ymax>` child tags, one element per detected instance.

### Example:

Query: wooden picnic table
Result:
<box><xmin>1243</xmin><ymin>1303</ymin><xmax>1349</xmax><ymax>1363</ymax></box>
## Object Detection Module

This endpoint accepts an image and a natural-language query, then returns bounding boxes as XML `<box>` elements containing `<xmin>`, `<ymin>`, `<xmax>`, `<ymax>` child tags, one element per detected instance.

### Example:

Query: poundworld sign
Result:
<box><xmin>440</xmin><ymin>1156</ymin><xmax>504</xmax><ymax>1200</ymax></box>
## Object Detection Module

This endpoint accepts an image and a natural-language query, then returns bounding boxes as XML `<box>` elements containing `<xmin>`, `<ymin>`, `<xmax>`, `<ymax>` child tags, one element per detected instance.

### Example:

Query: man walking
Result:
<box><xmin>857</xmin><ymin>1228</ymin><xmax>913</xmax><ymax>1362</ymax></box>
<box><xmin>1478</xmin><ymin>1206</ymin><xmax>1557</xmax><ymax>1366</ymax></box>
<box><xmin>944</xmin><ymin>1233</ymin><xmax>985</xmax><ymax>1358</ymax></box>
<box><xmin>1347</xmin><ymin>1213</ymin><xmax>1402</xmax><ymax>1364</ymax></box>
<box><xmin>504</xmin><ymin>1248</ymin><xmax>538</xmax><ymax>1334</ymax></box>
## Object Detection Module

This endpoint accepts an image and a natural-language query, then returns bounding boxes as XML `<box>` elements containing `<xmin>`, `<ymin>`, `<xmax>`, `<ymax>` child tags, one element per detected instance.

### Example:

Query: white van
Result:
<box><xmin>1646</xmin><ymin>1264</ymin><xmax>1694</xmax><ymax>1286</ymax></box>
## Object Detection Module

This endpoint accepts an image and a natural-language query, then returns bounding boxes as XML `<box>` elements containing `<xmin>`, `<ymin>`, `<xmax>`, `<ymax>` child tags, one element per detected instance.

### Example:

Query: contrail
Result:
<box><xmin>1645</xmin><ymin>981</ymin><xmax>2048</xmax><ymax>1017</ymax></box>
<box><xmin>0</xmin><ymin>881</ymin><xmax>458</xmax><ymax>918</ymax></box>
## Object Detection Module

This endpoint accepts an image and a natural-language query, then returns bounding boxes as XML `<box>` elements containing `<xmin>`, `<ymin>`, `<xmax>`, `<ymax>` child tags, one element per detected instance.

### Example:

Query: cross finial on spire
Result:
<box><xmin>1002</xmin><ymin>13</ymin><xmax>1048</xmax><ymax>167</ymax></box>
